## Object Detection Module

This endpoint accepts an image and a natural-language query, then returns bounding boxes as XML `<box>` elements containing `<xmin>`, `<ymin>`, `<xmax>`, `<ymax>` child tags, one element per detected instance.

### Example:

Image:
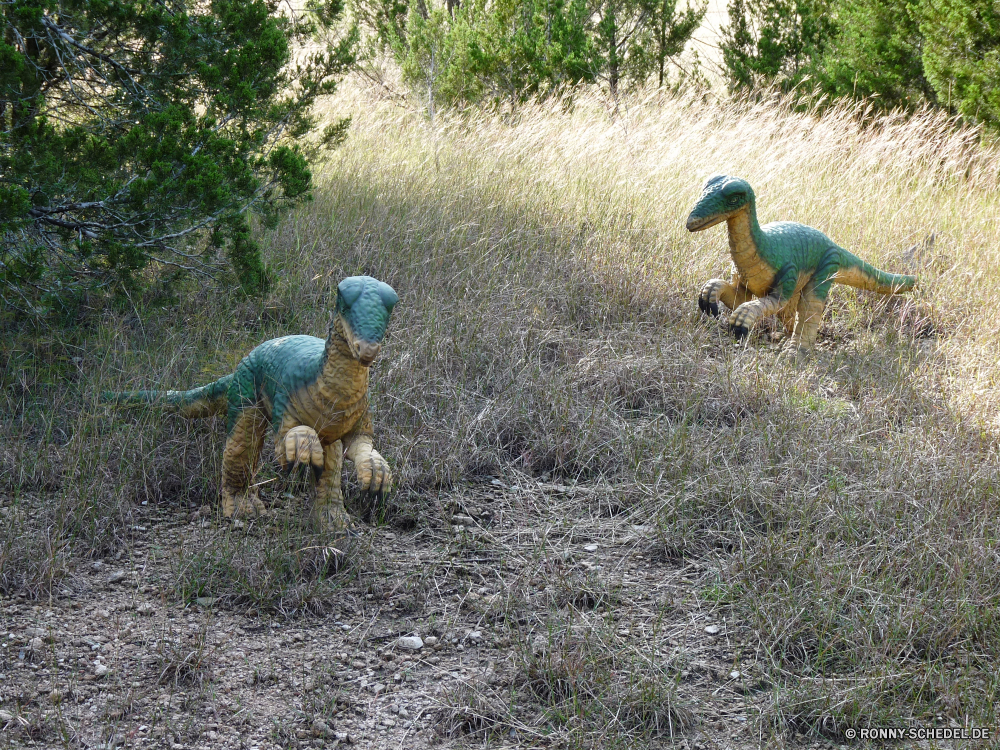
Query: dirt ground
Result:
<box><xmin>0</xmin><ymin>475</ymin><xmax>827</xmax><ymax>750</ymax></box>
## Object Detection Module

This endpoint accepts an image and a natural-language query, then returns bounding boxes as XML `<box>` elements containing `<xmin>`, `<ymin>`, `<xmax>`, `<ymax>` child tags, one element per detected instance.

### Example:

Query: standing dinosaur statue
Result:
<box><xmin>686</xmin><ymin>175</ymin><xmax>917</xmax><ymax>355</ymax></box>
<box><xmin>103</xmin><ymin>275</ymin><xmax>398</xmax><ymax>534</ymax></box>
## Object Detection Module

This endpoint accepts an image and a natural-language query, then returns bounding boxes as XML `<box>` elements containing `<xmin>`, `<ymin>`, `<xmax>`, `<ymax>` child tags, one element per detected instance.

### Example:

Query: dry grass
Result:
<box><xmin>4</xmin><ymin>78</ymin><xmax>1000</xmax><ymax>742</ymax></box>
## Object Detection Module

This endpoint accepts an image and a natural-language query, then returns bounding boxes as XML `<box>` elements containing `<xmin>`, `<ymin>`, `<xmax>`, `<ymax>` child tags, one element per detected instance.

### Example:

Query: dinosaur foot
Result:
<box><xmin>778</xmin><ymin>343</ymin><xmax>812</xmax><ymax>362</ymax></box>
<box><xmin>314</xmin><ymin>501</ymin><xmax>357</xmax><ymax>537</ymax></box>
<box><xmin>221</xmin><ymin>491</ymin><xmax>267</xmax><ymax>520</ymax></box>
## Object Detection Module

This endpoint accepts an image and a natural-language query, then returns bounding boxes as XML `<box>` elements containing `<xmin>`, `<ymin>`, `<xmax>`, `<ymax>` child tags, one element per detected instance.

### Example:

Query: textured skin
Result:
<box><xmin>687</xmin><ymin>175</ymin><xmax>917</xmax><ymax>355</ymax></box>
<box><xmin>103</xmin><ymin>276</ymin><xmax>398</xmax><ymax>534</ymax></box>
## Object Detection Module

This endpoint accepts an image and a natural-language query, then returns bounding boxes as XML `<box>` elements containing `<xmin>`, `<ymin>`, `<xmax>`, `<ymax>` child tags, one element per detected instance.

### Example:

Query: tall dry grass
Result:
<box><xmin>4</xmin><ymin>79</ymin><xmax>1000</xmax><ymax>739</ymax></box>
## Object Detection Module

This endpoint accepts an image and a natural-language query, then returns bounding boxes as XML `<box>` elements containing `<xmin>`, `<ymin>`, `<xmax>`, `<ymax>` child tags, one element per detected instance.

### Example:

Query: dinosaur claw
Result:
<box><xmin>730</xmin><ymin>324</ymin><xmax>750</xmax><ymax>340</ymax></box>
<box><xmin>312</xmin><ymin>465</ymin><xmax>324</xmax><ymax>483</ymax></box>
<box><xmin>698</xmin><ymin>296</ymin><xmax>720</xmax><ymax>318</ymax></box>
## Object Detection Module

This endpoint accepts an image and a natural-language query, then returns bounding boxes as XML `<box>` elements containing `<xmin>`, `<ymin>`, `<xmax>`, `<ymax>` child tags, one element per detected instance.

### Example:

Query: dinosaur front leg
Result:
<box><xmin>314</xmin><ymin>439</ymin><xmax>353</xmax><ymax>534</ymax></box>
<box><xmin>698</xmin><ymin>275</ymin><xmax>751</xmax><ymax>318</ymax></box>
<box><xmin>729</xmin><ymin>264</ymin><xmax>798</xmax><ymax>340</ymax></box>
<box><xmin>729</xmin><ymin>294</ymin><xmax>785</xmax><ymax>340</ymax></box>
<box><xmin>343</xmin><ymin>432</ymin><xmax>393</xmax><ymax>498</ymax></box>
<box><xmin>221</xmin><ymin>409</ymin><xmax>268</xmax><ymax>519</ymax></box>
<box><xmin>275</xmin><ymin>424</ymin><xmax>325</xmax><ymax>480</ymax></box>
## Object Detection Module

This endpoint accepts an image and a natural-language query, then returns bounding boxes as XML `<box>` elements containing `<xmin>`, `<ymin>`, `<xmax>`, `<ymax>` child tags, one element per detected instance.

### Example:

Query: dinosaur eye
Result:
<box><xmin>726</xmin><ymin>194</ymin><xmax>743</xmax><ymax>206</ymax></box>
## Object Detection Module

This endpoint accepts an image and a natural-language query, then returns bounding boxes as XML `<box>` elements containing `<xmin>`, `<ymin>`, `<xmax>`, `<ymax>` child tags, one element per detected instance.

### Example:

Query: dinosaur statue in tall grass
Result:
<box><xmin>686</xmin><ymin>175</ymin><xmax>917</xmax><ymax>355</ymax></box>
<box><xmin>103</xmin><ymin>276</ymin><xmax>398</xmax><ymax>534</ymax></box>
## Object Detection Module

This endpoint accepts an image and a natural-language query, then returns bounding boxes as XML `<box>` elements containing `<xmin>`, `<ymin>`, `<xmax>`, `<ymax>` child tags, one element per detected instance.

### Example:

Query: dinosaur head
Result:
<box><xmin>686</xmin><ymin>175</ymin><xmax>755</xmax><ymax>232</ymax></box>
<box><xmin>333</xmin><ymin>275</ymin><xmax>399</xmax><ymax>367</ymax></box>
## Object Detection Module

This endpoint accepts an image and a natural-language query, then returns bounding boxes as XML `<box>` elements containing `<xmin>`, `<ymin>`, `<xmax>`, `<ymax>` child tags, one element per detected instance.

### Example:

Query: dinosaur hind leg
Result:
<box><xmin>783</xmin><ymin>290</ymin><xmax>825</xmax><ymax>356</ymax></box>
<box><xmin>783</xmin><ymin>250</ymin><xmax>838</xmax><ymax>356</ymax></box>
<box><xmin>314</xmin><ymin>440</ymin><xmax>353</xmax><ymax>535</ymax></box>
<box><xmin>221</xmin><ymin>408</ymin><xmax>268</xmax><ymax>519</ymax></box>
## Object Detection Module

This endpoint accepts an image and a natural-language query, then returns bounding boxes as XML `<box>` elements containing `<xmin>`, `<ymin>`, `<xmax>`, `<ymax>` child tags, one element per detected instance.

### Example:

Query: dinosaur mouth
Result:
<box><xmin>685</xmin><ymin>214</ymin><xmax>726</xmax><ymax>232</ymax></box>
<box><xmin>356</xmin><ymin>342</ymin><xmax>380</xmax><ymax>367</ymax></box>
<box><xmin>338</xmin><ymin>316</ymin><xmax>382</xmax><ymax>367</ymax></box>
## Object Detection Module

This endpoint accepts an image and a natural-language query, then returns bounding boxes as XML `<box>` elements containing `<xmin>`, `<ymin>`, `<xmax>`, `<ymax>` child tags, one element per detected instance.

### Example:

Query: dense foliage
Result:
<box><xmin>722</xmin><ymin>0</ymin><xmax>1000</xmax><ymax>130</ymax></box>
<box><xmin>356</xmin><ymin>0</ymin><xmax>705</xmax><ymax>106</ymax></box>
<box><xmin>0</xmin><ymin>0</ymin><xmax>356</xmax><ymax>316</ymax></box>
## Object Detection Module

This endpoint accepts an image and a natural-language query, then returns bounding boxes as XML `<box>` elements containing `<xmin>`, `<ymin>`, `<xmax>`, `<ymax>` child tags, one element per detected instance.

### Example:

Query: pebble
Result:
<box><xmin>730</xmin><ymin>670</ymin><xmax>741</xmax><ymax>679</ymax></box>
<box><xmin>583</xmin><ymin>543</ymin><xmax>599</xmax><ymax>552</ymax></box>
<box><xmin>94</xmin><ymin>663</ymin><xmax>110</xmax><ymax>677</ymax></box>
<box><xmin>194</xmin><ymin>597</ymin><xmax>217</xmax><ymax>607</ymax></box>
<box><xmin>466</xmin><ymin>630</ymin><xmax>483</xmax><ymax>643</ymax></box>
<box><xmin>452</xmin><ymin>515</ymin><xmax>475</xmax><ymax>526</ymax></box>
<box><xmin>28</xmin><ymin>637</ymin><xmax>44</xmax><ymax>652</ymax></box>
<box><xmin>423</xmin><ymin>636</ymin><xmax>438</xmax><ymax>647</ymax></box>
<box><xmin>704</xmin><ymin>625</ymin><xmax>720</xmax><ymax>635</ymax></box>
<box><xmin>108</xmin><ymin>570</ymin><xmax>126</xmax><ymax>584</ymax></box>
<box><xmin>311</xmin><ymin>718</ymin><xmax>333</xmax><ymax>738</ymax></box>
<box><xmin>0</xmin><ymin>710</ymin><xmax>12</xmax><ymax>723</ymax></box>
<box><xmin>136</xmin><ymin>602</ymin><xmax>155</xmax><ymax>615</ymax></box>
<box><xmin>49</xmin><ymin>689</ymin><xmax>63</xmax><ymax>704</ymax></box>
<box><xmin>396</xmin><ymin>635</ymin><xmax>423</xmax><ymax>651</ymax></box>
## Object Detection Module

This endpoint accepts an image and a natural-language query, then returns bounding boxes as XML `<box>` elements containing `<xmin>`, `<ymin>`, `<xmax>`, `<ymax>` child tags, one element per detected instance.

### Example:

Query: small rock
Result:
<box><xmin>232</xmin><ymin>519</ymin><xmax>245</xmax><ymax>529</ymax></box>
<box><xmin>108</xmin><ymin>570</ymin><xmax>126</xmax><ymax>584</ymax></box>
<box><xmin>583</xmin><ymin>543</ymin><xmax>599</xmax><ymax>552</ymax></box>
<box><xmin>194</xmin><ymin>597</ymin><xmax>217</xmax><ymax>607</ymax></box>
<box><xmin>49</xmin><ymin>689</ymin><xmax>63</xmax><ymax>704</ymax></box>
<box><xmin>94</xmin><ymin>663</ymin><xmax>110</xmax><ymax>677</ymax></box>
<box><xmin>730</xmin><ymin>670</ymin><xmax>741</xmax><ymax>679</ymax></box>
<box><xmin>423</xmin><ymin>636</ymin><xmax>438</xmax><ymax>647</ymax></box>
<box><xmin>452</xmin><ymin>515</ymin><xmax>475</xmax><ymax>526</ymax></box>
<box><xmin>334</xmin><ymin>732</ymin><xmax>352</xmax><ymax>744</ymax></box>
<box><xmin>396</xmin><ymin>635</ymin><xmax>423</xmax><ymax>651</ymax></box>
<box><xmin>96</xmin><ymin>609</ymin><xmax>111</xmax><ymax>619</ymax></box>
<box><xmin>91</xmin><ymin>561</ymin><xmax>105</xmax><ymax>571</ymax></box>
<box><xmin>370</xmin><ymin>682</ymin><xmax>387</xmax><ymax>695</ymax></box>
<box><xmin>136</xmin><ymin>602</ymin><xmax>155</xmax><ymax>616</ymax></box>
<box><xmin>311</xmin><ymin>718</ymin><xmax>332</xmax><ymax>738</ymax></box>
<box><xmin>25</xmin><ymin>627</ymin><xmax>46</xmax><ymax>638</ymax></box>
<box><xmin>704</xmin><ymin>624</ymin><xmax>720</xmax><ymax>635</ymax></box>
<box><xmin>0</xmin><ymin>710</ymin><xmax>12</xmax><ymax>723</ymax></box>
<box><xmin>28</xmin><ymin>637</ymin><xmax>44</xmax><ymax>652</ymax></box>
<box><xmin>466</xmin><ymin>630</ymin><xmax>483</xmax><ymax>643</ymax></box>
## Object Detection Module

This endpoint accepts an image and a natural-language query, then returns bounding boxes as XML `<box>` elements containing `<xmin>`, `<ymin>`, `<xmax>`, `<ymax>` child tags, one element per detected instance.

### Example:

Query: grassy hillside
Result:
<box><xmin>3</xmin><ymin>82</ymin><xmax>1000</xmax><ymax>745</ymax></box>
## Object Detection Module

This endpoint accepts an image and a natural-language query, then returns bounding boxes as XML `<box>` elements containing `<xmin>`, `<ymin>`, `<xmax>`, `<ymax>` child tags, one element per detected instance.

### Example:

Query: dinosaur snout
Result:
<box><xmin>686</xmin><ymin>213</ymin><xmax>723</xmax><ymax>232</ymax></box>
<box><xmin>357</xmin><ymin>341</ymin><xmax>381</xmax><ymax>366</ymax></box>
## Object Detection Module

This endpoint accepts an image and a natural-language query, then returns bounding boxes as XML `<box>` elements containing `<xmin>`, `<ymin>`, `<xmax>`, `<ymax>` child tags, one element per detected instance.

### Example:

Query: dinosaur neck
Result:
<box><xmin>322</xmin><ymin>318</ymin><xmax>370</xmax><ymax>398</ymax></box>
<box><xmin>726</xmin><ymin>204</ymin><xmax>765</xmax><ymax>265</ymax></box>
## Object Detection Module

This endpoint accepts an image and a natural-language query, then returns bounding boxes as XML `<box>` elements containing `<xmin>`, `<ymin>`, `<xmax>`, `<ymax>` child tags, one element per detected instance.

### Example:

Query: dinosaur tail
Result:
<box><xmin>833</xmin><ymin>249</ymin><xmax>917</xmax><ymax>295</ymax></box>
<box><xmin>101</xmin><ymin>374</ymin><xmax>233</xmax><ymax>418</ymax></box>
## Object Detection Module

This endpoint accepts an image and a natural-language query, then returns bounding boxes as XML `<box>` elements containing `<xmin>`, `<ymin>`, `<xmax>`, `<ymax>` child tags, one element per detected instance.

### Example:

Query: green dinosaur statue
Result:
<box><xmin>686</xmin><ymin>175</ymin><xmax>917</xmax><ymax>355</ymax></box>
<box><xmin>103</xmin><ymin>275</ymin><xmax>398</xmax><ymax>533</ymax></box>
